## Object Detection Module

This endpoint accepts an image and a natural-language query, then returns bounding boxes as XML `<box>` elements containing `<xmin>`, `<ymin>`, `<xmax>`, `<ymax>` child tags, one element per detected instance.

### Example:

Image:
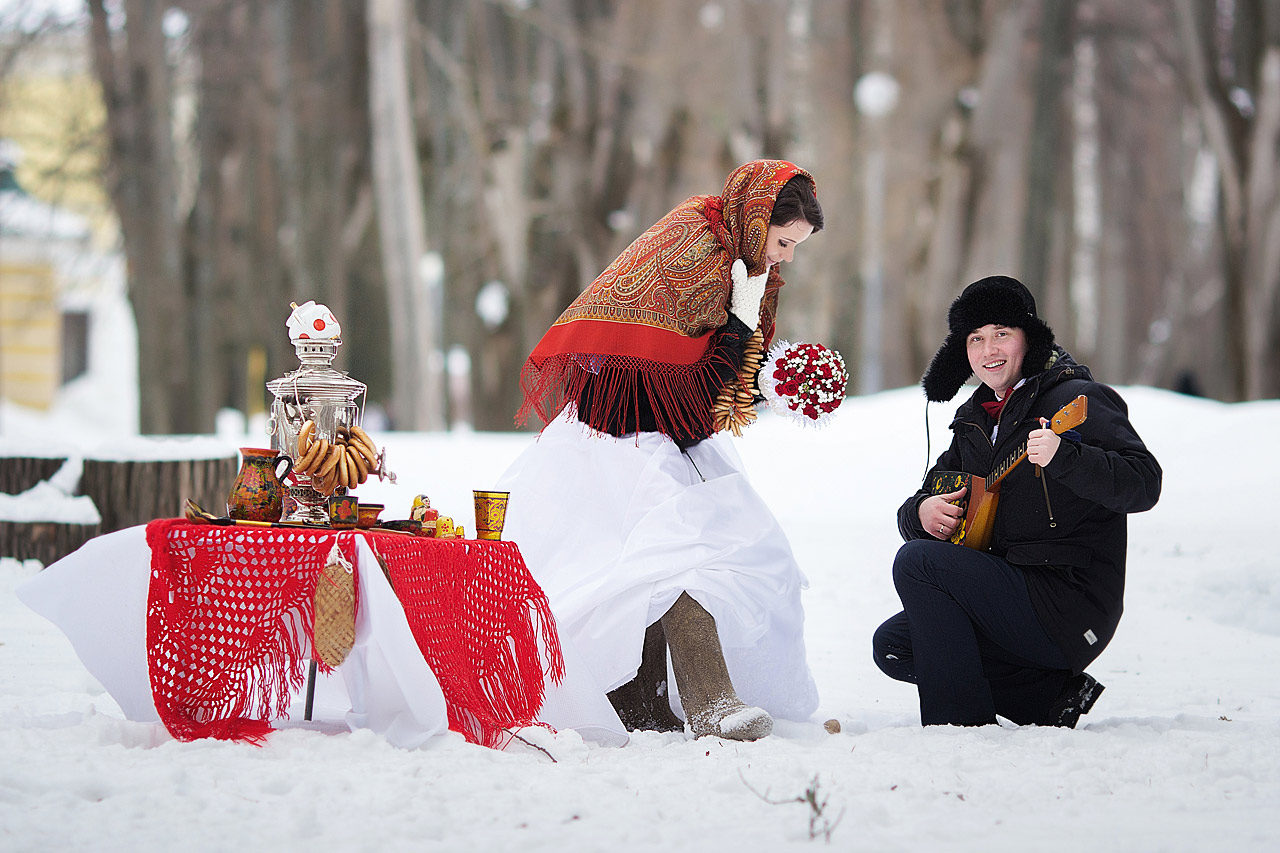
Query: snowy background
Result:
<box><xmin>2</xmin><ymin>384</ymin><xmax>1278</xmax><ymax>851</ymax></box>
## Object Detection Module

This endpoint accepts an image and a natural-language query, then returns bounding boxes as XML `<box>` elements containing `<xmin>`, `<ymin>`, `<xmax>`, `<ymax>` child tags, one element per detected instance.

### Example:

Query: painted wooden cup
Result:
<box><xmin>473</xmin><ymin>490</ymin><xmax>510</xmax><ymax>540</ymax></box>
<box><xmin>328</xmin><ymin>494</ymin><xmax>359</xmax><ymax>528</ymax></box>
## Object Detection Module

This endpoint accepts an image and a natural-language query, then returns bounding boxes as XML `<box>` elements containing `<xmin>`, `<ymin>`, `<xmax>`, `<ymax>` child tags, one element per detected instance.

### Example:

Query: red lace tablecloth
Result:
<box><xmin>365</xmin><ymin>531</ymin><xmax>564</xmax><ymax>748</ymax></box>
<box><xmin>144</xmin><ymin>519</ymin><xmax>563</xmax><ymax>746</ymax></box>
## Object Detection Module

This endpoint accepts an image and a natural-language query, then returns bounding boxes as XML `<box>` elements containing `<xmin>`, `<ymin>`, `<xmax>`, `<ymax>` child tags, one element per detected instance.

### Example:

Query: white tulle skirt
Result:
<box><xmin>497</xmin><ymin>410</ymin><xmax>819</xmax><ymax>722</ymax></box>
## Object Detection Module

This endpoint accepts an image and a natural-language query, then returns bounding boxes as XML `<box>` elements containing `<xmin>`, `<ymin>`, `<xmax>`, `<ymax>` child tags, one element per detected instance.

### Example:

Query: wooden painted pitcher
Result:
<box><xmin>227</xmin><ymin>447</ymin><xmax>293</xmax><ymax>522</ymax></box>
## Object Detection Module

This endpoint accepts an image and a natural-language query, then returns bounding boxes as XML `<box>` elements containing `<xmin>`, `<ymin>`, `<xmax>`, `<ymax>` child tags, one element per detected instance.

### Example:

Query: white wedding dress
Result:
<box><xmin>497</xmin><ymin>410</ymin><xmax>819</xmax><ymax>722</ymax></box>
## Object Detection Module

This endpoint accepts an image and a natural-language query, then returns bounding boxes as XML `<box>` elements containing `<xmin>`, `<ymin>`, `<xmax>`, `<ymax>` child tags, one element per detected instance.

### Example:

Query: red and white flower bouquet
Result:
<box><xmin>757</xmin><ymin>340</ymin><xmax>849</xmax><ymax>428</ymax></box>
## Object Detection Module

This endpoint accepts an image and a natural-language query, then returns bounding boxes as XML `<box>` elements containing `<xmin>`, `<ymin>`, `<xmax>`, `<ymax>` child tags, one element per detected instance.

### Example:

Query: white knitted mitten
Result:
<box><xmin>729</xmin><ymin>259</ymin><xmax>769</xmax><ymax>330</ymax></box>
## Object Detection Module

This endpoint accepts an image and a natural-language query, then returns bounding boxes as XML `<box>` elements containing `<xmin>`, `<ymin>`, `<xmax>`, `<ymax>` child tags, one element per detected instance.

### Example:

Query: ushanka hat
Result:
<box><xmin>921</xmin><ymin>275</ymin><xmax>1055</xmax><ymax>402</ymax></box>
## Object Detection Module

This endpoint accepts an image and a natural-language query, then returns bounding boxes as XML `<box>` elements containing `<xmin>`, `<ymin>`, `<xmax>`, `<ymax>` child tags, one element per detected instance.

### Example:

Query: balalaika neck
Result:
<box><xmin>986</xmin><ymin>441</ymin><xmax>1030</xmax><ymax>490</ymax></box>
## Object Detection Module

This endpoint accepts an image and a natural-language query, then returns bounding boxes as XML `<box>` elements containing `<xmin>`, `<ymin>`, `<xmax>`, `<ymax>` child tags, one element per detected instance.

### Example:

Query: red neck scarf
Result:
<box><xmin>981</xmin><ymin>398</ymin><xmax>1006</xmax><ymax>419</ymax></box>
<box><xmin>517</xmin><ymin>160</ymin><xmax>816</xmax><ymax>436</ymax></box>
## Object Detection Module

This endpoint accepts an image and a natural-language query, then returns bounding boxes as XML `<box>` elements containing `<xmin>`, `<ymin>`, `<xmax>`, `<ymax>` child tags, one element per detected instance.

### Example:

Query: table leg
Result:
<box><xmin>304</xmin><ymin>659</ymin><xmax>318</xmax><ymax>721</ymax></box>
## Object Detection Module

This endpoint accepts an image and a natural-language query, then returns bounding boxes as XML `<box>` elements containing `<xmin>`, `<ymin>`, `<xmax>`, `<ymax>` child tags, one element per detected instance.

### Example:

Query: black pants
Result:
<box><xmin>873</xmin><ymin>539</ymin><xmax>1072</xmax><ymax>726</ymax></box>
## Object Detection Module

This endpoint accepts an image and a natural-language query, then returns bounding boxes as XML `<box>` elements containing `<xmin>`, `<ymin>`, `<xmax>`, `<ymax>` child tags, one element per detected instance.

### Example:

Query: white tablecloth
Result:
<box><xmin>17</xmin><ymin>526</ymin><xmax>627</xmax><ymax>748</ymax></box>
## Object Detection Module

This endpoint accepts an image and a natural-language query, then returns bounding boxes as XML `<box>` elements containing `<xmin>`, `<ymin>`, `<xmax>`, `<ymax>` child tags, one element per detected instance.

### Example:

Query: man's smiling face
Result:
<box><xmin>965</xmin><ymin>324</ymin><xmax>1027</xmax><ymax>397</ymax></box>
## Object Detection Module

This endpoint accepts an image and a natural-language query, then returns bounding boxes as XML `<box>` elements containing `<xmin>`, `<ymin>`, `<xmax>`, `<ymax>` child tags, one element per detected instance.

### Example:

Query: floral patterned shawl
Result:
<box><xmin>517</xmin><ymin>159</ymin><xmax>814</xmax><ymax>437</ymax></box>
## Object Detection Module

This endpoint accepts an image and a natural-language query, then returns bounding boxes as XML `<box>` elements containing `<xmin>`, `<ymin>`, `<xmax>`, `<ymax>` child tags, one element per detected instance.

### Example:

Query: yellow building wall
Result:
<box><xmin>1</xmin><ymin>71</ymin><xmax>111</xmax><ymax>238</ymax></box>
<box><xmin>0</xmin><ymin>262</ymin><xmax>60</xmax><ymax>411</ymax></box>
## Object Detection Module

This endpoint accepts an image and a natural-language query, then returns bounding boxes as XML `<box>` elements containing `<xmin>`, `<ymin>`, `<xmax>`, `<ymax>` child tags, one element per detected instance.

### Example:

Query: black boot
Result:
<box><xmin>1043</xmin><ymin>673</ymin><xmax>1105</xmax><ymax>728</ymax></box>
<box><xmin>661</xmin><ymin>592</ymin><xmax>772</xmax><ymax>741</ymax></box>
<box><xmin>607</xmin><ymin>620</ymin><xmax>685</xmax><ymax>732</ymax></box>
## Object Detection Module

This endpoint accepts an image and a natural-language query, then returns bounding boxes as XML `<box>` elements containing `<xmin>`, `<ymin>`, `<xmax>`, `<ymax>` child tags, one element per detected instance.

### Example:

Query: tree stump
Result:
<box><xmin>0</xmin><ymin>456</ymin><xmax>68</xmax><ymax>495</ymax></box>
<box><xmin>0</xmin><ymin>520</ymin><xmax>100</xmax><ymax>564</ymax></box>
<box><xmin>1</xmin><ymin>446</ymin><xmax>238</xmax><ymax>564</ymax></box>
<box><xmin>79</xmin><ymin>454</ymin><xmax>239</xmax><ymax>533</ymax></box>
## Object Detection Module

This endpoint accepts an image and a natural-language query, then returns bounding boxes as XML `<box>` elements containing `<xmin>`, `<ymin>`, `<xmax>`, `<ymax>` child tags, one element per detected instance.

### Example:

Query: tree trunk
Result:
<box><xmin>367</xmin><ymin>0</ymin><xmax>442</xmax><ymax>430</ymax></box>
<box><xmin>1241</xmin><ymin>46</ymin><xmax>1280</xmax><ymax>398</ymax></box>
<box><xmin>1021</xmin><ymin>0</ymin><xmax>1075</xmax><ymax>306</ymax></box>
<box><xmin>915</xmin><ymin>2</ymin><xmax>1031</xmax><ymax>376</ymax></box>
<box><xmin>88</xmin><ymin>0</ymin><xmax>188</xmax><ymax>433</ymax></box>
<box><xmin>1172</xmin><ymin>0</ymin><xmax>1251</xmax><ymax>399</ymax></box>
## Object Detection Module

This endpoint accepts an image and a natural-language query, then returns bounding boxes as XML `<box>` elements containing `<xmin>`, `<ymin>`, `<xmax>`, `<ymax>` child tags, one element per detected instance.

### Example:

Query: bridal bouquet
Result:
<box><xmin>758</xmin><ymin>340</ymin><xmax>848</xmax><ymax>428</ymax></box>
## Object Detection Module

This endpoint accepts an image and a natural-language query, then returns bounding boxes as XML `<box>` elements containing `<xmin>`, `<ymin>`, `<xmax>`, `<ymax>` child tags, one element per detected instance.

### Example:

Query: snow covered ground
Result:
<box><xmin>2</xmin><ymin>385</ymin><xmax>1277</xmax><ymax>852</ymax></box>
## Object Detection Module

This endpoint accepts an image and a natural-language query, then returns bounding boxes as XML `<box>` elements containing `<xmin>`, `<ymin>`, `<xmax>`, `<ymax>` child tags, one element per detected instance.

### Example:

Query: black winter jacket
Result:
<box><xmin>896</xmin><ymin>349</ymin><xmax>1162</xmax><ymax>671</ymax></box>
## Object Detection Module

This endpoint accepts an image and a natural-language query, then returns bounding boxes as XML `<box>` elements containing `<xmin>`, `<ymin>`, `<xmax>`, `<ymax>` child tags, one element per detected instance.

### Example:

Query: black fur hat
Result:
<box><xmin>921</xmin><ymin>275</ymin><xmax>1055</xmax><ymax>402</ymax></box>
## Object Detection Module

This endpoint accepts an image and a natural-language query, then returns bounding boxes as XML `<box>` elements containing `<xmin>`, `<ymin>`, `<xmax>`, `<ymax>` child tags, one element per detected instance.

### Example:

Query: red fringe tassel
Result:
<box><xmin>144</xmin><ymin>520</ymin><xmax>352</xmax><ymax>745</ymax></box>
<box><xmin>367</xmin><ymin>532</ymin><xmax>565</xmax><ymax>749</ymax></box>
<box><xmin>517</xmin><ymin>344</ymin><xmax>741</xmax><ymax>437</ymax></box>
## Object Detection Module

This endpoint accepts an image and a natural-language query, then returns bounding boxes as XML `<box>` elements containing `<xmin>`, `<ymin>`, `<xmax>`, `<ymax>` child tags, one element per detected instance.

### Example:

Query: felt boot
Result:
<box><xmin>661</xmin><ymin>592</ymin><xmax>773</xmax><ymax>741</ymax></box>
<box><xmin>1043</xmin><ymin>672</ymin><xmax>1105</xmax><ymax>728</ymax></box>
<box><xmin>607</xmin><ymin>620</ymin><xmax>685</xmax><ymax>732</ymax></box>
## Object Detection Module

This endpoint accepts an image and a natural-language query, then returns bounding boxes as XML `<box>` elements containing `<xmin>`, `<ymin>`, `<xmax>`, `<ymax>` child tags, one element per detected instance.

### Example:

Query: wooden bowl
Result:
<box><xmin>356</xmin><ymin>503</ymin><xmax>384</xmax><ymax>529</ymax></box>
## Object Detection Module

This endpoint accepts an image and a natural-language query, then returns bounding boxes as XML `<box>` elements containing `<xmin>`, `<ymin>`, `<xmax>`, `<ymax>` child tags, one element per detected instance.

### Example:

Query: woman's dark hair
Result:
<box><xmin>770</xmin><ymin>174</ymin><xmax>824</xmax><ymax>232</ymax></box>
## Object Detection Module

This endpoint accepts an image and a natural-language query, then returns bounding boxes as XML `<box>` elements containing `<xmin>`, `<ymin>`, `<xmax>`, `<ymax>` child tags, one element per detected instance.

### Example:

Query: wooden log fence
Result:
<box><xmin>2</xmin><ymin>449</ymin><xmax>238</xmax><ymax>565</ymax></box>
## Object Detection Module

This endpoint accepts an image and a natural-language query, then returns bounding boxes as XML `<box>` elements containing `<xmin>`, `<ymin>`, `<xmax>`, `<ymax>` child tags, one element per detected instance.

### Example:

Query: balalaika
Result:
<box><xmin>926</xmin><ymin>395</ymin><xmax>1087</xmax><ymax>551</ymax></box>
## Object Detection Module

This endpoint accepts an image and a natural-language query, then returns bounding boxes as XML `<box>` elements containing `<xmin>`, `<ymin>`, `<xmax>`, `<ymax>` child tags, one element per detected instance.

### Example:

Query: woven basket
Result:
<box><xmin>313</xmin><ymin>558</ymin><xmax>356</xmax><ymax>667</ymax></box>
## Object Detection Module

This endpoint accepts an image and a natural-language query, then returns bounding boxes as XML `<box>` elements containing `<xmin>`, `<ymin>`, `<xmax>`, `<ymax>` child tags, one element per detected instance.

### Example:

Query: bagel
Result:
<box><xmin>297</xmin><ymin>436</ymin><xmax>326</xmax><ymax>473</ymax></box>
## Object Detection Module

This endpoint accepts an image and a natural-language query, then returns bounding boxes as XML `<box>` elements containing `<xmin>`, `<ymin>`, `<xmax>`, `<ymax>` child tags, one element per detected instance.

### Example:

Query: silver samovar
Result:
<box><xmin>266</xmin><ymin>301</ymin><xmax>393</xmax><ymax>524</ymax></box>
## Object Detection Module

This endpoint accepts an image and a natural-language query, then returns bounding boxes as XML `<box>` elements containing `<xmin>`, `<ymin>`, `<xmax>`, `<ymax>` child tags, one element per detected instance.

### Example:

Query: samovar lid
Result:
<box><xmin>287</xmin><ymin>300</ymin><xmax>341</xmax><ymax>344</ymax></box>
<box><xmin>267</xmin><ymin>366</ymin><xmax>366</xmax><ymax>401</ymax></box>
<box><xmin>266</xmin><ymin>301</ymin><xmax>367</xmax><ymax>402</ymax></box>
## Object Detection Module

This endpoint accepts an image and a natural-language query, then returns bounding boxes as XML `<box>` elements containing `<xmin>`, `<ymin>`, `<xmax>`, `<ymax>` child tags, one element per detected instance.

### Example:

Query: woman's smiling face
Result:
<box><xmin>763</xmin><ymin>219</ymin><xmax>815</xmax><ymax>267</ymax></box>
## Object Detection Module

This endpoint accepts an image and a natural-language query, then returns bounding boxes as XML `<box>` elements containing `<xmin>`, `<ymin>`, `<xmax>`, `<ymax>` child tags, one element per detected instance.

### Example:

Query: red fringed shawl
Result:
<box><xmin>144</xmin><ymin>520</ymin><xmax>564</xmax><ymax>748</ymax></box>
<box><xmin>518</xmin><ymin>159</ymin><xmax>816</xmax><ymax>436</ymax></box>
<box><xmin>145</xmin><ymin>519</ymin><xmax>353</xmax><ymax>744</ymax></box>
<box><xmin>366</xmin><ymin>532</ymin><xmax>564</xmax><ymax>749</ymax></box>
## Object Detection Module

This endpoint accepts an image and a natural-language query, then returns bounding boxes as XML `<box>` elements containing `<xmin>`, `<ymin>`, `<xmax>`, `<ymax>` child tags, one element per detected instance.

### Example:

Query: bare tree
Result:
<box><xmin>182</xmin><ymin>0</ymin><xmax>377</xmax><ymax>427</ymax></box>
<box><xmin>406</xmin><ymin>0</ymin><xmax>870</xmax><ymax>426</ymax></box>
<box><xmin>369</xmin><ymin>0</ymin><xmax>441</xmax><ymax>429</ymax></box>
<box><xmin>907</xmin><ymin>1</ymin><xmax>1038</xmax><ymax>380</ymax></box>
<box><xmin>88</xmin><ymin>0</ymin><xmax>379</xmax><ymax>433</ymax></box>
<box><xmin>88</xmin><ymin>0</ymin><xmax>188</xmax><ymax>433</ymax></box>
<box><xmin>1174</xmin><ymin>0</ymin><xmax>1280</xmax><ymax>399</ymax></box>
<box><xmin>76</xmin><ymin>0</ymin><xmax>1278</xmax><ymax>435</ymax></box>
